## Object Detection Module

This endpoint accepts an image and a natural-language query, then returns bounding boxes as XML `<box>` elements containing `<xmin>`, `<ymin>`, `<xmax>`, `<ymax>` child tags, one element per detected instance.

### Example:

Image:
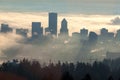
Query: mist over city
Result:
<box><xmin>0</xmin><ymin>0</ymin><xmax>120</xmax><ymax>80</ymax></box>
<box><xmin>0</xmin><ymin>12</ymin><xmax>120</xmax><ymax>63</ymax></box>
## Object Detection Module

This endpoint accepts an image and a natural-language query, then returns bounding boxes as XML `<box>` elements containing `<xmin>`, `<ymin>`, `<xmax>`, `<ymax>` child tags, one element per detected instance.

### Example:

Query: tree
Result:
<box><xmin>61</xmin><ymin>71</ymin><xmax>74</xmax><ymax>80</ymax></box>
<box><xmin>108</xmin><ymin>76</ymin><xmax>114</xmax><ymax>80</ymax></box>
<box><xmin>82</xmin><ymin>74</ymin><xmax>92</xmax><ymax>80</ymax></box>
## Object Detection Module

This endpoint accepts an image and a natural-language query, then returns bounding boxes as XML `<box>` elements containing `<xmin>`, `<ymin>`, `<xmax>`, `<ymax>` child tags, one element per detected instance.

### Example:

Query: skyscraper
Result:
<box><xmin>99</xmin><ymin>28</ymin><xmax>108</xmax><ymax>41</ymax></box>
<box><xmin>60</xmin><ymin>18</ymin><xmax>68</xmax><ymax>36</ymax></box>
<box><xmin>48</xmin><ymin>13</ymin><xmax>57</xmax><ymax>36</ymax></box>
<box><xmin>115</xmin><ymin>29</ymin><xmax>120</xmax><ymax>41</ymax></box>
<box><xmin>16</xmin><ymin>28</ymin><xmax>28</xmax><ymax>37</ymax></box>
<box><xmin>88</xmin><ymin>32</ymin><xmax>98</xmax><ymax>45</ymax></box>
<box><xmin>100</xmin><ymin>28</ymin><xmax>108</xmax><ymax>35</ymax></box>
<box><xmin>1</xmin><ymin>23</ymin><xmax>13</xmax><ymax>33</ymax></box>
<box><xmin>80</xmin><ymin>28</ymin><xmax>88</xmax><ymax>40</ymax></box>
<box><xmin>32</xmin><ymin>22</ymin><xmax>43</xmax><ymax>39</ymax></box>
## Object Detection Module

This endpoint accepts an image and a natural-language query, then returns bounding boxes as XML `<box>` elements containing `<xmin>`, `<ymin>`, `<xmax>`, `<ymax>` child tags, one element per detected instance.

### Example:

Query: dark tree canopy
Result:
<box><xmin>0</xmin><ymin>58</ymin><xmax>120</xmax><ymax>80</ymax></box>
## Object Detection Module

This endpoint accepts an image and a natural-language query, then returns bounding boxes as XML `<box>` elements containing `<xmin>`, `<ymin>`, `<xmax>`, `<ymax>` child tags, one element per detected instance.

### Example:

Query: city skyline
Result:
<box><xmin>0</xmin><ymin>12</ymin><xmax>120</xmax><ymax>36</ymax></box>
<box><xmin>1</xmin><ymin>14</ymin><xmax>120</xmax><ymax>40</ymax></box>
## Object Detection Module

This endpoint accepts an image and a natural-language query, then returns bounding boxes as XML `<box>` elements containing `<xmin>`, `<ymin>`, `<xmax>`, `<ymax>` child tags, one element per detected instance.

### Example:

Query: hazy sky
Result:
<box><xmin>0</xmin><ymin>0</ymin><xmax>119</xmax><ymax>14</ymax></box>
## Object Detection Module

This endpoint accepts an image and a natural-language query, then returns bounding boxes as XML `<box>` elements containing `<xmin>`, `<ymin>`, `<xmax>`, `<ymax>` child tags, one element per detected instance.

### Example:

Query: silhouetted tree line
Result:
<box><xmin>1</xmin><ymin>58</ymin><xmax>120</xmax><ymax>80</ymax></box>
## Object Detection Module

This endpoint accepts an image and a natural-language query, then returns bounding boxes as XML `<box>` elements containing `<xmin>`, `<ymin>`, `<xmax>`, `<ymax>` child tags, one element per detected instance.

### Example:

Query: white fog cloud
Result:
<box><xmin>0</xmin><ymin>33</ymin><xmax>23</xmax><ymax>60</ymax></box>
<box><xmin>110</xmin><ymin>17</ymin><xmax>120</xmax><ymax>25</ymax></box>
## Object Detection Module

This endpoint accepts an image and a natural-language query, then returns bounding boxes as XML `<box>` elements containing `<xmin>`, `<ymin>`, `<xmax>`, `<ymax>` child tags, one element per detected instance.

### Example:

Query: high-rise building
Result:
<box><xmin>60</xmin><ymin>18</ymin><xmax>68</xmax><ymax>36</ymax></box>
<box><xmin>16</xmin><ymin>28</ymin><xmax>28</xmax><ymax>37</ymax></box>
<box><xmin>80</xmin><ymin>28</ymin><xmax>88</xmax><ymax>40</ymax></box>
<box><xmin>100</xmin><ymin>28</ymin><xmax>108</xmax><ymax>35</ymax></box>
<box><xmin>48</xmin><ymin>13</ymin><xmax>57</xmax><ymax>36</ymax></box>
<box><xmin>72</xmin><ymin>32</ymin><xmax>80</xmax><ymax>40</ymax></box>
<box><xmin>115</xmin><ymin>29</ymin><xmax>120</xmax><ymax>41</ymax></box>
<box><xmin>99</xmin><ymin>28</ymin><xmax>109</xmax><ymax>41</ymax></box>
<box><xmin>32</xmin><ymin>22</ymin><xmax>43</xmax><ymax>39</ymax></box>
<box><xmin>107</xmin><ymin>32</ymin><xmax>114</xmax><ymax>40</ymax></box>
<box><xmin>88</xmin><ymin>32</ymin><xmax>98</xmax><ymax>45</ymax></box>
<box><xmin>1</xmin><ymin>24</ymin><xmax>13</xmax><ymax>33</ymax></box>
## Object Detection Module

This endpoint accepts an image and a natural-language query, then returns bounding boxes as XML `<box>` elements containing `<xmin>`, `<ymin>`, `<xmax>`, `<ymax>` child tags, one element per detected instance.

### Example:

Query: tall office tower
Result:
<box><xmin>107</xmin><ymin>32</ymin><xmax>114</xmax><ymax>40</ymax></box>
<box><xmin>80</xmin><ymin>28</ymin><xmax>88</xmax><ymax>40</ymax></box>
<box><xmin>16</xmin><ymin>28</ymin><xmax>28</xmax><ymax>37</ymax></box>
<box><xmin>115</xmin><ymin>29</ymin><xmax>120</xmax><ymax>41</ymax></box>
<box><xmin>72</xmin><ymin>32</ymin><xmax>81</xmax><ymax>40</ymax></box>
<box><xmin>48</xmin><ymin>13</ymin><xmax>57</xmax><ymax>36</ymax></box>
<box><xmin>99</xmin><ymin>28</ymin><xmax>109</xmax><ymax>41</ymax></box>
<box><xmin>88</xmin><ymin>32</ymin><xmax>98</xmax><ymax>45</ymax></box>
<box><xmin>1</xmin><ymin>24</ymin><xmax>13</xmax><ymax>33</ymax></box>
<box><xmin>32</xmin><ymin>22</ymin><xmax>43</xmax><ymax>39</ymax></box>
<box><xmin>60</xmin><ymin>18</ymin><xmax>68</xmax><ymax>36</ymax></box>
<box><xmin>100</xmin><ymin>28</ymin><xmax>108</xmax><ymax>35</ymax></box>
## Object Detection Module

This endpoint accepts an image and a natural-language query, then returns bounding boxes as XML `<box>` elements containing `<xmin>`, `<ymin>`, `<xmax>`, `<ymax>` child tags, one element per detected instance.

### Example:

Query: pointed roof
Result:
<box><xmin>62</xmin><ymin>18</ymin><xmax>67</xmax><ymax>23</ymax></box>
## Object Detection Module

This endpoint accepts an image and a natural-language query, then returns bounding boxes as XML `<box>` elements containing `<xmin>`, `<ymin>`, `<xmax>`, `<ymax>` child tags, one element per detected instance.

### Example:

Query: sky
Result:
<box><xmin>0</xmin><ymin>0</ymin><xmax>119</xmax><ymax>14</ymax></box>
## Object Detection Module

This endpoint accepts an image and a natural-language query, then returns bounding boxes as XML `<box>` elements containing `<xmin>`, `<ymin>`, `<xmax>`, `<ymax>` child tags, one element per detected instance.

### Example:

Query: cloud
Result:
<box><xmin>110</xmin><ymin>17</ymin><xmax>120</xmax><ymax>25</ymax></box>
<box><xmin>0</xmin><ymin>33</ymin><xmax>24</xmax><ymax>61</ymax></box>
